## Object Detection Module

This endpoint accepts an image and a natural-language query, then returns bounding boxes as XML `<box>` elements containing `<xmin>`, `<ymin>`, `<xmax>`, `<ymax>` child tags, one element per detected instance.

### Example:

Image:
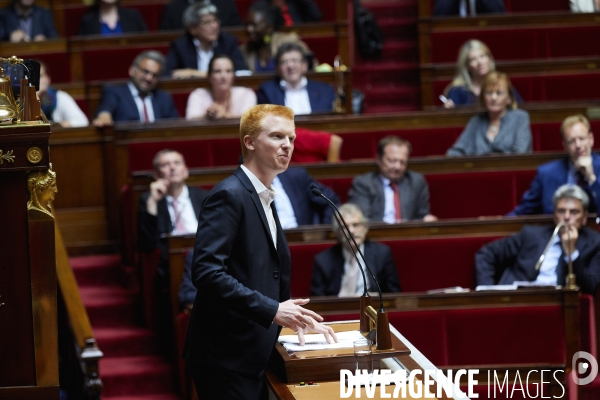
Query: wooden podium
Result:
<box><xmin>0</xmin><ymin>119</ymin><xmax>59</xmax><ymax>399</ymax></box>
<box><xmin>268</xmin><ymin>321</ymin><xmax>448</xmax><ymax>399</ymax></box>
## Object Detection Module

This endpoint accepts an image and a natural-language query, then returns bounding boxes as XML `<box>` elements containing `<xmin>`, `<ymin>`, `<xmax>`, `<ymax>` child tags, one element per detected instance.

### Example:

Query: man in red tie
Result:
<box><xmin>348</xmin><ymin>136</ymin><xmax>438</xmax><ymax>223</ymax></box>
<box><xmin>93</xmin><ymin>51</ymin><xmax>180</xmax><ymax>126</ymax></box>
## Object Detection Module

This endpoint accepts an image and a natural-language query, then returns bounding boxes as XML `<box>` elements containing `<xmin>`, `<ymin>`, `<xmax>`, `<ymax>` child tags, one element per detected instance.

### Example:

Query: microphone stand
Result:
<box><xmin>322</xmin><ymin>192</ymin><xmax>372</xmax><ymax>333</ymax></box>
<box><xmin>311</xmin><ymin>185</ymin><xmax>393</xmax><ymax>349</ymax></box>
<box><xmin>535</xmin><ymin>222</ymin><xmax>578</xmax><ymax>290</ymax></box>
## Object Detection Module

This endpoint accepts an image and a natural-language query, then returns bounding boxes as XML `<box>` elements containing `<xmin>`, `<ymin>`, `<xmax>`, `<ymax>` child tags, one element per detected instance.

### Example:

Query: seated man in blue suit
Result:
<box><xmin>508</xmin><ymin>114</ymin><xmax>600</xmax><ymax>215</ymax></box>
<box><xmin>257</xmin><ymin>42</ymin><xmax>336</xmax><ymax>115</ymax></box>
<box><xmin>93</xmin><ymin>50</ymin><xmax>179</xmax><ymax>127</ymax></box>
<box><xmin>165</xmin><ymin>2</ymin><xmax>247</xmax><ymax>78</ymax></box>
<box><xmin>273</xmin><ymin>167</ymin><xmax>339</xmax><ymax>228</ymax></box>
<box><xmin>477</xmin><ymin>185</ymin><xmax>600</xmax><ymax>294</ymax></box>
<box><xmin>311</xmin><ymin>203</ymin><xmax>401</xmax><ymax>297</ymax></box>
<box><xmin>0</xmin><ymin>0</ymin><xmax>57</xmax><ymax>42</ymax></box>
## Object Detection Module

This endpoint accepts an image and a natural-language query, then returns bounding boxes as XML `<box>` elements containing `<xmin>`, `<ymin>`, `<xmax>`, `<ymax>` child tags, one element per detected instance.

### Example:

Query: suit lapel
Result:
<box><xmin>158</xmin><ymin>198</ymin><xmax>173</xmax><ymax>232</ymax></box>
<box><xmin>398</xmin><ymin>175</ymin><xmax>410</xmax><ymax>218</ymax></box>
<box><xmin>373</xmin><ymin>173</ymin><xmax>386</xmax><ymax>216</ymax></box>
<box><xmin>122</xmin><ymin>86</ymin><xmax>141</xmax><ymax>120</ymax></box>
<box><xmin>363</xmin><ymin>242</ymin><xmax>377</xmax><ymax>291</ymax></box>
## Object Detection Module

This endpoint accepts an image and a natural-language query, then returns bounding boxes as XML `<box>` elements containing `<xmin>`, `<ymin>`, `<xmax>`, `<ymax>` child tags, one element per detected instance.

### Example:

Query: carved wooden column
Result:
<box><xmin>0</xmin><ymin>120</ymin><xmax>59</xmax><ymax>399</ymax></box>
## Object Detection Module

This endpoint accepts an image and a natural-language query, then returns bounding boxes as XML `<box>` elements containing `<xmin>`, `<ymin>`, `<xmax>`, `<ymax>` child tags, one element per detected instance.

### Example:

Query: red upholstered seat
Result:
<box><xmin>381</xmin><ymin>235</ymin><xmax>500</xmax><ymax>293</ymax></box>
<box><xmin>445</xmin><ymin>306</ymin><xmax>565</xmax><ymax>365</ymax></box>
<box><xmin>302</xmin><ymin>37</ymin><xmax>340</xmax><ymax>66</ymax></box>
<box><xmin>289</xmin><ymin>242</ymin><xmax>333</xmax><ymax>298</ymax></box>
<box><xmin>34</xmin><ymin>52</ymin><xmax>72</xmax><ymax>83</ymax></box>
<box><xmin>127</xmin><ymin>138</ymin><xmax>240</xmax><ymax>172</ymax></box>
<box><xmin>428</xmin><ymin>170</ymin><xmax>536</xmax><ymax>218</ymax></box>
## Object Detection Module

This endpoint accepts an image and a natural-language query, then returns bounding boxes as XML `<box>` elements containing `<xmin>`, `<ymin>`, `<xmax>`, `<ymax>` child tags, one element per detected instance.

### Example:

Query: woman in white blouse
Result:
<box><xmin>186</xmin><ymin>54</ymin><xmax>256</xmax><ymax>120</ymax></box>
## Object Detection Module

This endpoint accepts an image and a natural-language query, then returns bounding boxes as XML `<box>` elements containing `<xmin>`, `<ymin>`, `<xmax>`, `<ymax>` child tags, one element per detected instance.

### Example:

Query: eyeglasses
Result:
<box><xmin>135</xmin><ymin>66</ymin><xmax>160</xmax><ymax>79</ymax></box>
<box><xmin>199</xmin><ymin>17</ymin><xmax>220</xmax><ymax>27</ymax></box>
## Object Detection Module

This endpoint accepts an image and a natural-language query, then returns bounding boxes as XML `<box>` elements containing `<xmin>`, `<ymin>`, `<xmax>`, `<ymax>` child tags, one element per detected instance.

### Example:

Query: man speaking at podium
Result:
<box><xmin>183</xmin><ymin>104</ymin><xmax>337</xmax><ymax>399</ymax></box>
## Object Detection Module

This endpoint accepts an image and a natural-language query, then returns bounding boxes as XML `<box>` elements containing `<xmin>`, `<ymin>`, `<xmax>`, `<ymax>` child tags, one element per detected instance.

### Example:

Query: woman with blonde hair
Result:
<box><xmin>446</xmin><ymin>71</ymin><xmax>531</xmax><ymax>156</ymax></box>
<box><xmin>442</xmin><ymin>39</ymin><xmax>521</xmax><ymax>108</ymax></box>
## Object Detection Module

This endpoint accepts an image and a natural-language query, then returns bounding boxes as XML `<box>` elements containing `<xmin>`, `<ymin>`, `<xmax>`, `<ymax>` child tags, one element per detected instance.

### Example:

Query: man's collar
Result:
<box><xmin>192</xmin><ymin>38</ymin><xmax>217</xmax><ymax>51</ymax></box>
<box><xmin>280</xmin><ymin>76</ymin><xmax>308</xmax><ymax>91</ymax></box>
<box><xmin>127</xmin><ymin>82</ymin><xmax>153</xmax><ymax>98</ymax></box>
<box><xmin>240</xmin><ymin>164</ymin><xmax>276</xmax><ymax>199</ymax></box>
<box><xmin>166</xmin><ymin>184</ymin><xmax>189</xmax><ymax>203</ymax></box>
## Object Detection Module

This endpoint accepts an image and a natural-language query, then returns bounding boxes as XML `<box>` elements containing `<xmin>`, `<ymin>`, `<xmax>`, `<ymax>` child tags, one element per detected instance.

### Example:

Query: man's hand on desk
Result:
<box><xmin>274</xmin><ymin>298</ymin><xmax>339</xmax><ymax>345</ymax></box>
<box><xmin>297</xmin><ymin>317</ymin><xmax>338</xmax><ymax>346</ymax></box>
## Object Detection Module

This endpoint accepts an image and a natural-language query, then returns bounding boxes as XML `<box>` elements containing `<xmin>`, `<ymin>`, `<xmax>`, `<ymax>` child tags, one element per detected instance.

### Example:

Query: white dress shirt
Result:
<box><xmin>241</xmin><ymin>165</ymin><xmax>277</xmax><ymax>248</ymax></box>
<box><xmin>271</xmin><ymin>176</ymin><xmax>298</xmax><ymax>229</ymax></box>
<box><xmin>534</xmin><ymin>235</ymin><xmax>580</xmax><ymax>285</ymax></box>
<box><xmin>380</xmin><ymin>175</ymin><xmax>398</xmax><ymax>224</ymax></box>
<box><xmin>127</xmin><ymin>82</ymin><xmax>155</xmax><ymax>122</ymax></box>
<box><xmin>166</xmin><ymin>186</ymin><xmax>198</xmax><ymax>234</ymax></box>
<box><xmin>193</xmin><ymin>38</ymin><xmax>214</xmax><ymax>72</ymax></box>
<box><xmin>281</xmin><ymin>77</ymin><xmax>312</xmax><ymax>115</ymax></box>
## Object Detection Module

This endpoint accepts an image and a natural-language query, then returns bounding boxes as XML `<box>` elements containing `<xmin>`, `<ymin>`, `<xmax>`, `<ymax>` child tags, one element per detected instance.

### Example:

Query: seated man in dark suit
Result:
<box><xmin>138</xmin><ymin>149</ymin><xmax>208</xmax><ymax>278</ymax></box>
<box><xmin>257</xmin><ymin>42</ymin><xmax>335</xmax><ymax>115</ymax></box>
<box><xmin>93</xmin><ymin>50</ymin><xmax>179</xmax><ymax>127</ymax></box>
<box><xmin>0</xmin><ymin>0</ymin><xmax>57</xmax><ymax>42</ymax></box>
<box><xmin>348</xmin><ymin>136</ymin><xmax>438</xmax><ymax>223</ymax></box>
<box><xmin>311</xmin><ymin>203</ymin><xmax>401</xmax><ymax>297</ymax></box>
<box><xmin>160</xmin><ymin>0</ymin><xmax>242</xmax><ymax>31</ymax></box>
<box><xmin>273</xmin><ymin>167</ymin><xmax>339</xmax><ymax>228</ymax></box>
<box><xmin>508</xmin><ymin>114</ymin><xmax>600</xmax><ymax>216</ymax></box>
<box><xmin>477</xmin><ymin>184</ymin><xmax>600</xmax><ymax>294</ymax></box>
<box><xmin>165</xmin><ymin>2</ymin><xmax>247</xmax><ymax>78</ymax></box>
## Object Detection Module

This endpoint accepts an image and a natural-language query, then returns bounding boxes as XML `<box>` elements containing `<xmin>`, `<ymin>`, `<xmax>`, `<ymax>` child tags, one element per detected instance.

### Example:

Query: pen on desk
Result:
<box><xmin>439</xmin><ymin>94</ymin><xmax>449</xmax><ymax>104</ymax></box>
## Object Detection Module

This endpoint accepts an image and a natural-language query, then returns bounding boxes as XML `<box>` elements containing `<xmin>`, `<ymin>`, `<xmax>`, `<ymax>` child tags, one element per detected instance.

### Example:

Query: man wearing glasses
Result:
<box><xmin>165</xmin><ymin>2</ymin><xmax>247</xmax><ymax>79</ymax></box>
<box><xmin>257</xmin><ymin>42</ymin><xmax>335</xmax><ymax>115</ymax></box>
<box><xmin>93</xmin><ymin>50</ymin><xmax>179</xmax><ymax>126</ymax></box>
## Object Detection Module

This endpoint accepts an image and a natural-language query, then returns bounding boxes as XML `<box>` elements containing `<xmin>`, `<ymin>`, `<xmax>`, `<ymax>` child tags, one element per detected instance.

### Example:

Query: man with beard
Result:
<box><xmin>93</xmin><ymin>50</ymin><xmax>179</xmax><ymax>126</ymax></box>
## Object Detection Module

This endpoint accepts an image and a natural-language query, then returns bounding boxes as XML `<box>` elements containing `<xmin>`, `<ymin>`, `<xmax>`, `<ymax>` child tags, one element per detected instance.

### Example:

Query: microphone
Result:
<box><xmin>535</xmin><ymin>221</ymin><xmax>577</xmax><ymax>290</ymax></box>
<box><xmin>534</xmin><ymin>222</ymin><xmax>566</xmax><ymax>271</ymax></box>
<box><xmin>310</xmin><ymin>184</ymin><xmax>384</xmax><ymax>310</ymax></box>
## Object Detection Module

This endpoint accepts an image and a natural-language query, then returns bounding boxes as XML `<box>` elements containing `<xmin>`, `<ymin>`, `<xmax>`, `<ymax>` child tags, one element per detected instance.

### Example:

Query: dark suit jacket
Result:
<box><xmin>476</xmin><ymin>225</ymin><xmax>600</xmax><ymax>294</ymax></box>
<box><xmin>138</xmin><ymin>186</ymin><xmax>208</xmax><ymax>275</ymax></box>
<box><xmin>277</xmin><ymin>167</ymin><xmax>339</xmax><ymax>225</ymax></box>
<box><xmin>183</xmin><ymin>167</ymin><xmax>291</xmax><ymax>378</ymax></box>
<box><xmin>159</xmin><ymin>0</ymin><xmax>242</xmax><ymax>30</ymax></box>
<box><xmin>95</xmin><ymin>84</ymin><xmax>179</xmax><ymax>121</ymax></box>
<box><xmin>257</xmin><ymin>77</ymin><xmax>335</xmax><ymax>114</ymax></box>
<box><xmin>433</xmin><ymin>0</ymin><xmax>506</xmax><ymax>15</ymax></box>
<box><xmin>311</xmin><ymin>241</ymin><xmax>401</xmax><ymax>296</ymax></box>
<box><xmin>347</xmin><ymin>170</ymin><xmax>432</xmax><ymax>222</ymax></box>
<box><xmin>78</xmin><ymin>7</ymin><xmax>147</xmax><ymax>35</ymax></box>
<box><xmin>508</xmin><ymin>154</ymin><xmax>600</xmax><ymax>216</ymax></box>
<box><xmin>0</xmin><ymin>4</ymin><xmax>57</xmax><ymax>41</ymax></box>
<box><xmin>165</xmin><ymin>31</ymin><xmax>247</xmax><ymax>74</ymax></box>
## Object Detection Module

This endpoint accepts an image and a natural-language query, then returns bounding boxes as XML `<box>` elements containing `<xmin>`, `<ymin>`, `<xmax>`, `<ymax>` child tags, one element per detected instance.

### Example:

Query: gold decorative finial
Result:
<box><xmin>27</xmin><ymin>163</ymin><xmax>57</xmax><ymax>218</ymax></box>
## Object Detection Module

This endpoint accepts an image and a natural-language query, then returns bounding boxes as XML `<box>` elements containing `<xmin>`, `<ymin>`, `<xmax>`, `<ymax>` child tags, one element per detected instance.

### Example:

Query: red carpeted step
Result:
<box><xmin>362</xmin><ymin>86</ymin><xmax>421</xmax><ymax>112</ymax></box>
<box><xmin>104</xmin><ymin>395</ymin><xmax>181</xmax><ymax>400</ymax></box>
<box><xmin>71</xmin><ymin>254</ymin><xmax>122</xmax><ymax>287</ymax></box>
<box><xmin>364</xmin><ymin>0</ymin><xmax>418</xmax><ymax>20</ymax></box>
<box><xmin>377</xmin><ymin>40</ymin><xmax>418</xmax><ymax>63</ymax></box>
<box><xmin>80</xmin><ymin>285</ymin><xmax>140</xmax><ymax>327</ymax></box>
<box><xmin>353</xmin><ymin>62</ymin><xmax>419</xmax><ymax>87</ymax></box>
<box><xmin>100</xmin><ymin>356</ymin><xmax>174</xmax><ymax>397</ymax></box>
<box><xmin>377</xmin><ymin>17</ymin><xmax>417</xmax><ymax>40</ymax></box>
<box><xmin>94</xmin><ymin>327</ymin><xmax>158</xmax><ymax>358</ymax></box>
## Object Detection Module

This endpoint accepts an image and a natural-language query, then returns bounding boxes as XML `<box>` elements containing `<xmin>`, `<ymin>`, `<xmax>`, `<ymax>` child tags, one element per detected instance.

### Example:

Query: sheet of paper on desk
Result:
<box><xmin>279</xmin><ymin>330</ymin><xmax>365</xmax><ymax>352</ymax></box>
